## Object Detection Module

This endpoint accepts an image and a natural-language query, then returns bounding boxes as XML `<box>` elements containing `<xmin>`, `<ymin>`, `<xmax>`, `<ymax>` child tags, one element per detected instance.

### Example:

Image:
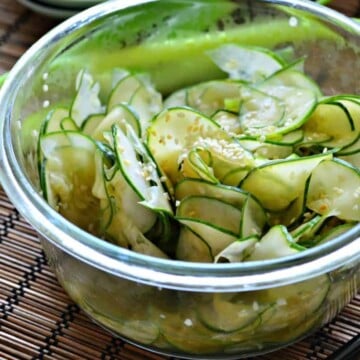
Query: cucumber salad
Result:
<box><xmin>38</xmin><ymin>44</ymin><xmax>360</xmax><ymax>263</ymax></box>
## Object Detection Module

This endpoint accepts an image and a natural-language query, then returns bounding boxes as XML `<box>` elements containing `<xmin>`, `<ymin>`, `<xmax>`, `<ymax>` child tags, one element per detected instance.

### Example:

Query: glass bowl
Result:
<box><xmin>0</xmin><ymin>0</ymin><xmax>359</xmax><ymax>358</ymax></box>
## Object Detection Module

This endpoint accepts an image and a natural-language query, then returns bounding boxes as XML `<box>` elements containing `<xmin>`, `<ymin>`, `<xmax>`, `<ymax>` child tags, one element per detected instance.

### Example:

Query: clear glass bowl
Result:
<box><xmin>0</xmin><ymin>1</ymin><xmax>359</xmax><ymax>358</ymax></box>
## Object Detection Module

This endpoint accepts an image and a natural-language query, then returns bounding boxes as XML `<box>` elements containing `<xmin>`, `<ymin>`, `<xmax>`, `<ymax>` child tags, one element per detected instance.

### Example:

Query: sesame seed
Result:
<box><xmin>277</xmin><ymin>298</ymin><xmax>287</xmax><ymax>306</ymax></box>
<box><xmin>184</xmin><ymin>318</ymin><xmax>193</xmax><ymax>327</ymax></box>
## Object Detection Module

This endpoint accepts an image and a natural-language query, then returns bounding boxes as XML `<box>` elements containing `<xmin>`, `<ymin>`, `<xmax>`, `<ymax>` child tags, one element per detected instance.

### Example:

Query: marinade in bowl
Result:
<box><xmin>0</xmin><ymin>1</ymin><xmax>359</xmax><ymax>358</ymax></box>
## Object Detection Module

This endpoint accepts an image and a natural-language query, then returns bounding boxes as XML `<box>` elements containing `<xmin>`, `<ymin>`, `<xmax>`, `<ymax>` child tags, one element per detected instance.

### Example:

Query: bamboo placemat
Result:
<box><xmin>0</xmin><ymin>1</ymin><xmax>359</xmax><ymax>359</ymax></box>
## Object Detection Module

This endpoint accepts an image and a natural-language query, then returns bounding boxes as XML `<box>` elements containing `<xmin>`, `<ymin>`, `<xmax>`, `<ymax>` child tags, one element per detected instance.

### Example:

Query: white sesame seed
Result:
<box><xmin>184</xmin><ymin>318</ymin><xmax>193</xmax><ymax>327</ymax></box>
<box><xmin>289</xmin><ymin>16</ymin><xmax>298</xmax><ymax>27</ymax></box>
<box><xmin>277</xmin><ymin>298</ymin><xmax>287</xmax><ymax>306</ymax></box>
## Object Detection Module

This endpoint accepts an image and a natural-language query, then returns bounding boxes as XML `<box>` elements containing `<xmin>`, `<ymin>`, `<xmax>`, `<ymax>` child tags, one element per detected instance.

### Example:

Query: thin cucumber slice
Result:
<box><xmin>237</xmin><ymin>138</ymin><xmax>293</xmax><ymax>160</ymax></box>
<box><xmin>241</xmin><ymin>153</ymin><xmax>332</xmax><ymax>211</ymax></box>
<box><xmin>39</xmin><ymin>131</ymin><xmax>100</xmax><ymax>232</ymax></box>
<box><xmin>268</xmin><ymin>177</ymin><xmax>309</xmax><ymax>227</ymax></box>
<box><xmin>262</xmin><ymin>68</ymin><xmax>322</xmax><ymax>97</ymax></box>
<box><xmin>174</xmin><ymin>179</ymin><xmax>267</xmax><ymax>238</ymax></box>
<box><xmin>107</xmin><ymin>73</ymin><xmax>143</xmax><ymax>110</ymax></box>
<box><xmin>180</xmin><ymin>148</ymin><xmax>218</xmax><ymax>184</ymax></box>
<box><xmin>306</xmin><ymin>159</ymin><xmax>360</xmax><ymax>221</ymax></box>
<box><xmin>103</xmin><ymin>169</ymin><xmax>157</xmax><ymax>235</ymax></box>
<box><xmin>190</xmin><ymin>137</ymin><xmax>255</xmax><ymax>181</ymax></box>
<box><xmin>91</xmin><ymin>104</ymin><xmax>141</xmax><ymax>141</ymax></box>
<box><xmin>198</xmin><ymin>290</ymin><xmax>266</xmax><ymax>333</ymax></box>
<box><xmin>316</xmin><ymin>223</ymin><xmax>356</xmax><ymax>245</ymax></box>
<box><xmin>147</xmin><ymin>107</ymin><xmax>220</xmax><ymax>183</ymax></box>
<box><xmin>158</xmin><ymin>305</ymin><xmax>226</xmax><ymax>354</ymax></box>
<box><xmin>163</xmin><ymin>87</ymin><xmax>187</xmax><ymax>108</ymax></box>
<box><xmin>186</xmin><ymin>80</ymin><xmax>240</xmax><ymax>116</ymax></box>
<box><xmin>253</xmin><ymin>84</ymin><xmax>317</xmax><ymax>136</ymax></box>
<box><xmin>71</xmin><ymin>70</ymin><xmax>103</xmax><ymax>127</ymax></box>
<box><xmin>103</xmin><ymin>127</ymin><xmax>158</xmax><ymax>233</ymax></box>
<box><xmin>215</xmin><ymin>235</ymin><xmax>259</xmax><ymax>263</ymax></box>
<box><xmin>127</xmin><ymin>82</ymin><xmax>162</xmax><ymax>132</ymax></box>
<box><xmin>175</xmin><ymin>179</ymin><xmax>248</xmax><ymax>207</ymax></box>
<box><xmin>240</xmin><ymin>195</ymin><xmax>268</xmax><ymax>238</ymax></box>
<box><xmin>339</xmin><ymin>152</ymin><xmax>360</xmax><ymax>168</ymax></box>
<box><xmin>40</xmin><ymin>107</ymin><xmax>70</xmax><ymax>134</ymax></box>
<box><xmin>246</xmin><ymin>225</ymin><xmax>305</xmax><ymax>261</ymax></box>
<box><xmin>338</xmin><ymin>136</ymin><xmax>360</xmax><ymax>156</ymax></box>
<box><xmin>291</xmin><ymin>214</ymin><xmax>328</xmax><ymax>245</ymax></box>
<box><xmin>212</xmin><ymin>110</ymin><xmax>242</xmax><ymax>134</ymax></box>
<box><xmin>177</xmin><ymin>219</ymin><xmax>238</xmax><ymax>258</ymax></box>
<box><xmin>176</xmin><ymin>226</ymin><xmax>212</xmax><ymax>262</ymax></box>
<box><xmin>221</xmin><ymin>166</ymin><xmax>253</xmax><ymax>187</ymax></box>
<box><xmin>303</xmin><ymin>99</ymin><xmax>360</xmax><ymax>149</ymax></box>
<box><xmin>111</xmin><ymin>124</ymin><xmax>172</xmax><ymax>215</ymax></box>
<box><xmin>82</xmin><ymin>113</ymin><xmax>105</xmax><ymax>135</ymax></box>
<box><xmin>108</xmin><ymin>73</ymin><xmax>162</xmax><ymax>132</ymax></box>
<box><xmin>176</xmin><ymin>196</ymin><xmax>242</xmax><ymax>236</ymax></box>
<box><xmin>207</xmin><ymin>44</ymin><xmax>284</xmax><ymax>82</ymax></box>
<box><xmin>264</xmin><ymin>129</ymin><xmax>304</xmax><ymax>145</ymax></box>
<box><xmin>259</xmin><ymin>275</ymin><xmax>330</xmax><ymax>332</ymax></box>
<box><xmin>239</xmin><ymin>86</ymin><xmax>285</xmax><ymax>132</ymax></box>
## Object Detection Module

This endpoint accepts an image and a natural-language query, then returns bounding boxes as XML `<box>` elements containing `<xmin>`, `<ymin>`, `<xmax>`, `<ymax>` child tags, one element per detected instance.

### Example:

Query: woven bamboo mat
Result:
<box><xmin>0</xmin><ymin>0</ymin><xmax>359</xmax><ymax>359</ymax></box>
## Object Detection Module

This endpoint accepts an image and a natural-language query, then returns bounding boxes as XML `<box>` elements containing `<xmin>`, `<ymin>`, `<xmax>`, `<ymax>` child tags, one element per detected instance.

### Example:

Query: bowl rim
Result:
<box><xmin>0</xmin><ymin>0</ymin><xmax>359</xmax><ymax>292</ymax></box>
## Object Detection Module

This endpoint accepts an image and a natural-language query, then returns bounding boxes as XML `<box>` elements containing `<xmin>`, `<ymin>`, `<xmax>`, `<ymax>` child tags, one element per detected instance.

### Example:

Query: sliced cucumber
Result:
<box><xmin>198</xmin><ymin>290</ymin><xmax>266</xmax><ymax>333</ymax></box>
<box><xmin>303</xmin><ymin>98</ymin><xmax>360</xmax><ymax>149</ymax></box>
<box><xmin>107</xmin><ymin>73</ymin><xmax>143</xmax><ymax>110</ymax></box>
<box><xmin>239</xmin><ymin>86</ymin><xmax>285</xmax><ymax>133</ymax></box>
<box><xmin>71</xmin><ymin>70</ymin><xmax>103</xmax><ymax>127</ymax></box>
<box><xmin>261</xmin><ymin>67</ymin><xmax>322</xmax><ymax>97</ymax></box>
<box><xmin>186</xmin><ymin>80</ymin><xmax>240</xmax><ymax>116</ymax></box>
<box><xmin>176</xmin><ymin>196</ymin><xmax>242</xmax><ymax>236</ymax></box>
<box><xmin>254</xmin><ymin>84</ymin><xmax>317</xmax><ymax>136</ymax></box>
<box><xmin>108</xmin><ymin>73</ymin><xmax>162</xmax><ymax>132</ymax></box>
<box><xmin>306</xmin><ymin>158</ymin><xmax>360</xmax><ymax>221</ymax></box>
<box><xmin>246</xmin><ymin>225</ymin><xmax>305</xmax><ymax>261</ymax></box>
<box><xmin>316</xmin><ymin>223</ymin><xmax>356</xmax><ymax>245</ymax></box>
<box><xmin>241</xmin><ymin>153</ymin><xmax>332</xmax><ymax>211</ymax></box>
<box><xmin>82</xmin><ymin>113</ymin><xmax>105</xmax><ymax>135</ymax></box>
<box><xmin>212</xmin><ymin>109</ymin><xmax>242</xmax><ymax>134</ymax></box>
<box><xmin>91</xmin><ymin>104</ymin><xmax>141</xmax><ymax>140</ymax></box>
<box><xmin>237</xmin><ymin>138</ymin><xmax>293</xmax><ymax>160</ymax></box>
<box><xmin>190</xmin><ymin>136</ymin><xmax>255</xmax><ymax>181</ymax></box>
<box><xmin>177</xmin><ymin>218</ymin><xmax>238</xmax><ymax>258</ymax></box>
<box><xmin>207</xmin><ymin>44</ymin><xmax>284</xmax><ymax>82</ymax></box>
<box><xmin>339</xmin><ymin>151</ymin><xmax>360</xmax><ymax>168</ymax></box>
<box><xmin>39</xmin><ymin>131</ymin><xmax>100</xmax><ymax>232</ymax></box>
<box><xmin>175</xmin><ymin>179</ymin><xmax>248</xmax><ymax>207</ymax></box>
<box><xmin>180</xmin><ymin>148</ymin><xmax>218</xmax><ymax>184</ymax></box>
<box><xmin>176</xmin><ymin>226</ymin><xmax>212</xmax><ymax>262</ymax></box>
<box><xmin>147</xmin><ymin>107</ymin><xmax>220</xmax><ymax>183</ymax></box>
<box><xmin>40</xmin><ymin>107</ymin><xmax>70</xmax><ymax>134</ymax></box>
<box><xmin>163</xmin><ymin>87</ymin><xmax>187</xmax><ymax>108</ymax></box>
<box><xmin>240</xmin><ymin>195</ymin><xmax>268</xmax><ymax>238</ymax></box>
<box><xmin>259</xmin><ymin>275</ymin><xmax>330</xmax><ymax>332</ymax></box>
<box><xmin>215</xmin><ymin>235</ymin><xmax>258</xmax><ymax>263</ymax></box>
<box><xmin>111</xmin><ymin>124</ymin><xmax>172</xmax><ymax>215</ymax></box>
